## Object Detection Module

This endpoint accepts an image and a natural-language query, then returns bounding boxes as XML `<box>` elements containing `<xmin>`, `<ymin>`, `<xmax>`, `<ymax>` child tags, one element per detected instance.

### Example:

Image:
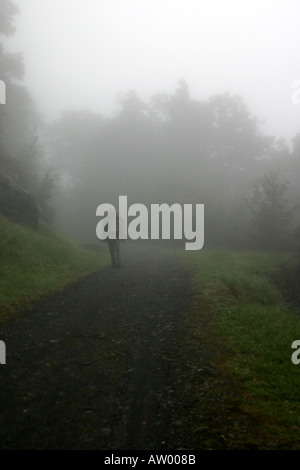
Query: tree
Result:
<box><xmin>248</xmin><ymin>172</ymin><xmax>296</xmax><ymax>250</ymax></box>
<box><xmin>0</xmin><ymin>0</ymin><xmax>35</xmax><ymax>158</ymax></box>
<box><xmin>0</xmin><ymin>1</ymin><xmax>24</xmax><ymax>147</ymax></box>
<box><xmin>0</xmin><ymin>0</ymin><xmax>19</xmax><ymax>36</ymax></box>
<box><xmin>34</xmin><ymin>168</ymin><xmax>57</xmax><ymax>222</ymax></box>
<box><xmin>0</xmin><ymin>1</ymin><xmax>56</xmax><ymax>223</ymax></box>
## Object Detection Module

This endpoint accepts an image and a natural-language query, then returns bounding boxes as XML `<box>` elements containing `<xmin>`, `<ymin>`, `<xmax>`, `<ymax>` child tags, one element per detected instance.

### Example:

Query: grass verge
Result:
<box><xmin>182</xmin><ymin>248</ymin><xmax>300</xmax><ymax>448</ymax></box>
<box><xmin>0</xmin><ymin>214</ymin><xmax>110</xmax><ymax>322</ymax></box>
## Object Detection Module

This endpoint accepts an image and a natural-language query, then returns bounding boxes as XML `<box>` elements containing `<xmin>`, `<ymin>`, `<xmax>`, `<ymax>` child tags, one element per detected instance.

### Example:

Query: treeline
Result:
<box><xmin>0</xmin><ymin>0</ymin><xmax>56</xmax><ymax>222</ymax></box>
<box><xmin>47</xmin><ymin>84</ymin><xmax>300</xmax><ymax>251</ymax></box>
<box><xmin>1</xmin><ymin>0</ymin><xmax>300</xmax><ymax>251</ymax></box>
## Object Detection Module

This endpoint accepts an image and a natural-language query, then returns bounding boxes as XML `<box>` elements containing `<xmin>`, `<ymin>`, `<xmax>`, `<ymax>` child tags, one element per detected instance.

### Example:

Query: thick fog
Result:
<box><xmin>1</xmin><ymin>0</ymin><xmax>300</xmax><ymax>250</ymax></box>
<box><xmin>5</xmin><ymin>0</ymin><xmax>300</xmax><ymax>137</ymax></box>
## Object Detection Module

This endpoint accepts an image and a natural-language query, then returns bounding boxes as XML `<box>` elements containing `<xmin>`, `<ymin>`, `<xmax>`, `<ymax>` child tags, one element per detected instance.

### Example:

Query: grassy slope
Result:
<box><xmin>0</xmin><ymin>214</ymin><xmax>110</xmax><ymax>321</ymax></box>
<box><xmin>182</xmin><ymin>248</ymin><xmax>300</xmax><ymax>447</ymax></box>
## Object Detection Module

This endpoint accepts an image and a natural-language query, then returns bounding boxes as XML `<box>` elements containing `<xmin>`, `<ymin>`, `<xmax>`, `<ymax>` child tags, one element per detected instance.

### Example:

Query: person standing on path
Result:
<box><xmin>104</xmin><ymin>211</ymin><xmax>123</xmax><ymax>267</ymax></box>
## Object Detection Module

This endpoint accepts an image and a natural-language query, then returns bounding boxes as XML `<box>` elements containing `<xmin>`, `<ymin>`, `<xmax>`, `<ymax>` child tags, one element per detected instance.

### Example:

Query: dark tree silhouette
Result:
<box><xmin>248</xmin><ymin>172</ymin><xmax>296</xmax><ymax>250</ymax></box>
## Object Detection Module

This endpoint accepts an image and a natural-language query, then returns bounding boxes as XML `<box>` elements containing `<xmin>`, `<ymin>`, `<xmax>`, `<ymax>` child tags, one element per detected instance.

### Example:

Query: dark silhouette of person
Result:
<box><xmin>104</xmin><ymin>212</ymin><xmax>123</xmax><ymax>267</ymax></box>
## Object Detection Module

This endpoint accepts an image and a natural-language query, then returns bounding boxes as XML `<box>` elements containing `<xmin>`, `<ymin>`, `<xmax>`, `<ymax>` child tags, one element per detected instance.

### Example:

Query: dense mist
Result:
<box><xmin>1</xmin><ymin>0</ymin><xmax>300</xmax><ymax>251</ymax></box>
<box><xmin>2</xmin><ymin>1</ymin><xmax>300</xmax><ymax>452</ymax></box>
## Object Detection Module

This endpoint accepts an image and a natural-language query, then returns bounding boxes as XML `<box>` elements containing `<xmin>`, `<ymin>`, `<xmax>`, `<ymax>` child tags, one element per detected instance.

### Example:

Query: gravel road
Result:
<box><xmin>0</xmin><ymin>244</ymin><xmax>263</xmax><ymax>450</ymax></box>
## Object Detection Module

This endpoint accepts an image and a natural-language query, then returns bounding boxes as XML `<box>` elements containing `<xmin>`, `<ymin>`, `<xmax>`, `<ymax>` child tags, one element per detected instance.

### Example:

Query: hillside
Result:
<box><xmin>0</xmin><ymin>214</ymin><xmax>109</xmax><ymax>322</ymax></box>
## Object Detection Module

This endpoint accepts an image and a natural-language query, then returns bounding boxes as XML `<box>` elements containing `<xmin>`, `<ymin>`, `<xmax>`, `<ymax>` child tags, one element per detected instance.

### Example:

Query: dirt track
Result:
<box><xmin>0</xmin><ymin>244</ymin><xmax>265</xmax><ymax>450</ymax></box>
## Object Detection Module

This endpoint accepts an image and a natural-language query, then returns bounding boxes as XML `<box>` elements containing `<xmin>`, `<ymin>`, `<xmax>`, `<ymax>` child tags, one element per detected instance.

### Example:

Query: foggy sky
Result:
<box><xmin>5</xmin><ymin>0</ymin><xmax>300</xmax><ymax>140</ymax></box>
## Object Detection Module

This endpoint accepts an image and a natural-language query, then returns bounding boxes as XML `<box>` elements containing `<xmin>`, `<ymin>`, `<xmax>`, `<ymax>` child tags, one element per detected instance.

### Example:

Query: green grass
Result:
<box><xmin>182</xmin><ymin>248</ymin><xmax>300</xmax><ymax>447</ymax></box>
<box><xmin>0</xmin><ymin>214</ymin><xmax>110</xmax><ymax>321</ymax></box>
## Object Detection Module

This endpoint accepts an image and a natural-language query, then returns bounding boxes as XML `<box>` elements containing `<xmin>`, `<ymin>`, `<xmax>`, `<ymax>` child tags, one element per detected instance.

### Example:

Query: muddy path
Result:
<box><xmin>0</xmin><ymin>245</ymin><xmax>262</xmax><ymax>450</ymax></box>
